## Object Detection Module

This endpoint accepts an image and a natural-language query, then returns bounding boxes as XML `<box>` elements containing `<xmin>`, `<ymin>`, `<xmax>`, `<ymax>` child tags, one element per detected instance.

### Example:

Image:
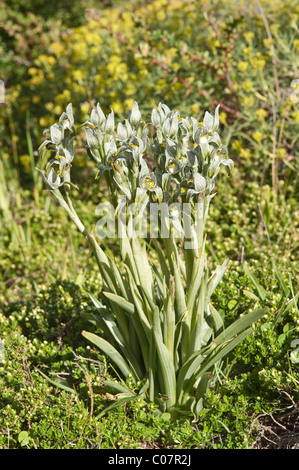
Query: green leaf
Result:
<box><xmin>206</xmin><ymin>259</ymin><xmax>229</xmax><ymax>301</ymax></box>
<box><xmin>82</xmin><ymin>330</ymin><xmax>132</xmax><ymax>379</ymax></box>
<box><xmin>177</xmin><ymin>308</ymin><xmax>266</xmax><ymax>403</ymax></box>
<box><xmin>178</xmin><ymin>328</ymin><xmax>253</xmax><ymax>405</ymax></box>
<box><xmin>104</xmin><ymin>380</ymin><xmax>135</xmax><ymax>396</ymax></box>
<box><xmin>18</xmin><ymin>431</ymin><xmax>30</xmax><ymax>446</ymax></box>
<box><xmin>88</xmin><ymin>293</ymin><xmax>143</xmax><ymax>380</ymax></box>
<box><xmin>131</xmin><ymin>236</ymin><xmax>154</xmax><ymax>299</ymax></box>
<box><xmin>153</xmin><ymin>307</ymin><xmax>176</xmax><ymax>409</ymax></box>
<box><xmin>243</xmin><ymin>262</ymin><xmax>267</xmax><ymax>301</ymax></box>
<box><xmin>208</xmin><ymin>302</ymin><xmax>224</xmax><ymax>335</ymax></box>
<box><xmin>97</xmin><ymin>395</ymin><xmax>139</xmax><ymax>419</ymax></box>
<box><xmin>37</xmin><ymin>369</ymin><xmax>76</xmax><ymax>395</ymax></box>
<box><xmin>102</xmin><ymin>291</ymin><xmax>135</xmax><ymax>315</ymax></box>
<box><xmin>214</xmin><ymin>308</ymin><xmax>266</xmax><ymax>344</ymax></box>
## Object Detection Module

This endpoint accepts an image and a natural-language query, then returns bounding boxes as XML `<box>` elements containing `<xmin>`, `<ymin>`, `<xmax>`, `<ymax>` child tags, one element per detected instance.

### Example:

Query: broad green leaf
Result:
<box><xmin>131</xmin><ymin>236</ymin><xmax>154</xmax><ymax>299</ymax></box>
<box><xmin>102</xmin><ymin>291</ymin><xmax>135</xmax><ymax>315</ymax></box>
<box><xmin>82</xmin><ymin>330</ymin><xmax>132</xmax><ymax>379</ymax></box>
<box><xmin>119</xmin><ymin>235</ymin><xmax>139</xmax><ymax>283</ymax></box>
<box><xmin>88</xmin><ymin>293</ymin><xmax>143</xmax><ymax>380</ymax></box>
<box><xmin>206</xmin><ymin>259</ymin><xmax>229</xmax><ymax>301</ymax></box>
<box><xmin>178</xmin><ymin>328</ymin><xmax>253</xmax><ymax>404</ymax></box>
<box><xmin>186</xmin><ymin>238</ymin><xmax>206</xmax><ymax>319</ymax></box>
<box><xmin>208</xmin><ymin>302</ymin><xmax>224</xmax><ymax>335</ymax></box>
<box><xmin>153</xmin><ymin>307</ymin><xmax>176</xmax><ymax>409</ymax></box>
<box><xmin>214</xmin><ymin>308</ymin><xmax>266</xmax><ymax>344</ymax></box>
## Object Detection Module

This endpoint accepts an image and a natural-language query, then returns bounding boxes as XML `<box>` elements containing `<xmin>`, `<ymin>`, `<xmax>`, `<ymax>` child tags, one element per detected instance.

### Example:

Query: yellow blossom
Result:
<box><xmin>125</xmin><ymin>84</ymin><xmax>136</xmax><ymax>96</ymax></box>
<box><xmin>256</xmin><ymin>108</ymin><xmax>268</xmax><ymax>121</ymax></box>
<box><xmin>242</xmin><ymin>80</ymin><xmax>253</xmax><ymax>92</ymax></box>
<box><xmin>156</xmin><ymin>10</ymin><xmax>166</xmax><ymax>21</ymax></box>
<box><xmin>242</xmin><ymin>96</ymin><xmax>255</xmax><ymax>108</ymax></box>
<box><xmin>232</xmin><ymin>140</ymin><xmax>242</xmax><ymax>151</ymax></box>
<box><xmin>277</xmin><ymin>148</ymin><xmax>286</xmax><ymax>159</ymax></box>
<box><xmin>293</xmin><ymin>39</ymin><xmax>299</xmax><ymax>50</ymax></box>
<box><xmin>292</xmin><ymin>111</ymin><xmax>299</xmax><ymax>123</ymax></box>
<box><xmin>263</xmin><ymin>38</ymin><xmax>274</xmax><ymax>48</ymax></box>
<box><xmin>54</xmin><ymin>105</ymin><xmax>63</xmax><ymax>115</ymax></box>
<box><xmin>111</xmin><ymin>101</ymin><xmax>123</xmax><ymax>115</ymax></box>
<box><xmin>20</xmin><ymin>154</ymin><xmax>31</xmax><ymax>171</ymax></box>
<box><xmin>45</xmin><ymin>102</ymin><xmax>54</xmax><ymax>111</ymax></box>
<box><xmin>39</xmin><ymin>117</ymin><xmax>49</xmax><ymax>127</ymax></box>
<box><xmin>237</xmin><ymin>61</ymin><xmax>249</xmax><ymax>72</ymax></box>
<box><xmin>191</xmin><ymin>103</ymin><xmax>200</xmax><ymax>115</ymax></box>
<box><xmin>219</xmin><ymin>112</ymin><xmax>227</xmax><ymax>124</ymax></box>
<box><xmin>80</xmin><ymin>103</ymin><xmax>90</xmax><ymax>116</ymax></box>
<box><xmin>37</xmin><ymin>54</ymin><xmax>56</xmax><ymax>66</ymax></box>
<box><xmin>252</xmin><ymin>131</ymin><xmax>263</xmax><ymax>143</ymax></box>
<box><xmin>240</xmin><ymin>148</ymin><xmax>251</xmax><ymax>159</ymax></box>
<box><xmin>51</xmin><ymin>42</ymin><xmax>64</xmax><ymax>56</ymax></box>
<box><xmin>251</xmin><ymin>55</ymin><xmax>266</xmax><ymax>70</ymax></box>
<box><xmin>32</xmin><ymin>95</ymin><xmax>41</xmax><ymax>104</ymax></box>
<box><xmin>243</xmin><ymin>31</ymin><xmax>254</xmax><ymax>43</ymax></box>
<box><xmin>243</xmin><ymin>47</ymin><xmax>252</xmax><ymax>56</ymax></box>
<box><xmin>124</xmin><ymin>98</ymin><xmax>135</xmax><ymax>110</ymax></box>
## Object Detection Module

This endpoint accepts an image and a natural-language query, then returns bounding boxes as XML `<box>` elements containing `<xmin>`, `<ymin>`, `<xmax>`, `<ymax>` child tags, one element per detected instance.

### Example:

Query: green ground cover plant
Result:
<box><xmin>0</xmin><ymin>0</ymin><xmax>298</xmax><ymax>449</ymax></box>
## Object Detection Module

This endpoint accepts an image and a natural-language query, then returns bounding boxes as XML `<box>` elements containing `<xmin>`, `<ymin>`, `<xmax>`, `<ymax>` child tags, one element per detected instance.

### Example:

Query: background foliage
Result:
<box><xmin>0</xmin><ymin>0</ymin><xmax>298</xmax><ymax>448</ymax></box>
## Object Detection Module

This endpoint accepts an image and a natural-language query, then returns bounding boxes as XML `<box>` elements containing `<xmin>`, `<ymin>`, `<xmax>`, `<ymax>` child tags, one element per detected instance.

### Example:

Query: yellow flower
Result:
<box><xmin>80</xmin><ymin>102</ymin><xmax>90</xmax><ymax>116</ymax></box>
<box><xmin>243</xmin><ymin>31</ymin><xmax>255</xmax><ymax>43</ymax></box>
<box><xmin>32</xmin><ymin>95</ymin><xmax>41</xmax><ymax>104</ymax></box>
<box><xmin>124</xmin><ymin>98</ymin><xmax>135</xmax><ymax>110</ymax></box>
<box><xmin>219</xmin><ymin>111</ymin><xmax>227</xmax><ymax>124</ymax></box>
<box><xmin>256</xmin><ymin>108</ymin><xmax>268</xmax><ymax>121</ymax></box>
<box><xmin>270</xmin><ymin>23</ymin><xmax>280</xmax><ymax>35</ymax></box>
<box><xmin>125</xmin><ymin>83</ymin><xmax>136</xmax><ymax>96</ymax></box>
<box><xmin>242</xmin><ymin>80</ymin><xmax>253</xmax><ymax>92</ymax></box>
<box><xmin>73</xmin><ymin>70</ymin><xmax>86</xmax><ymax>82</ymax></box>
<box><xmin>20</xmin><ymin>154</ymin><xmax>31</xmax><ymax>171</ymax></box>
<box><xmin>292</xmin><ymin>111</ymin><xmax>299</xmax><ymax>123</ymax></box>
<box><xmin>37</xmin><ymin>54</ymin><xmax>56</xmax><ymax>66</ymax></box>
<box><xmin>252</xmin><ymin>131</ymin><xmax>263</xmax><ymax>143</ymax></box>
<box><xmin>191</xmin><ymin>103</ymin><xmax>200</xmax><ymax>115</ymax></box>
<box><xmin>40</xmin><ymin>117</ymin><xmax>49</xmax><ymax>127</ymax></box>
<box><xmin>28</xmin><ymin>67</ymin><xmax>39</xmax><ymax>76</ymax></box>
<box><xmin>263</xmin><ymin>38</ymin><xmax>274</xmax><ymax>48</ymax></box>
<box><xmin>242</xmin><ymin>96</ymin><xmax>255</xmax><ymax>108</ymax></box>
<box><xmin>243</xmin><ymin>47</ymin><xmax>252</xmax><ymax>56</ymax></box>
<box><xmin>251</xmin><ymin>55</ymin><xmax>266</xmax><ymax>70</ymax></box>
<box><xmin>45</xmin><ymin>102</ymin><xmax>54</xmax><ymax>111</ymax></box>
<box><xmin>240</xmin><ymin>148</ymin><xmax>251</xmax><ymax>160</ymax></box>
<box><xmin>156</xmin><ymin>10</ymin><xmax>166</xmax><ymax>21</ymax></box>
<box><xmin>277</xmin><ymin>148</ymin><xmax>286</xmax><ymax>159</ymax></box>
<box><xmin>232</xmin><ymin>140</ymin><xmax>242</xmax><ymax>151</ymax></box>
<box><xmin>237</xmin><ymin>61</ymin><xmax>248</xmax><ymax>72</ymax></box>
<box><xmin>51</xmin><ymin>42</ymin><xmax>64</xmax><ymax>56</ymax></box>
<box><xmin>293</xmin><ymin>39</ymin><xmax>299</xmax><ymax>51</ymax></box>
<box><xmin>54</xmin><ymin>105</ymin><xmax>63</xmax><ymax>115</ymax></box>
<box><xmin>111</xmin><ymin>101</ymin><xmax>123</xmax><ymax>115</ymax></box>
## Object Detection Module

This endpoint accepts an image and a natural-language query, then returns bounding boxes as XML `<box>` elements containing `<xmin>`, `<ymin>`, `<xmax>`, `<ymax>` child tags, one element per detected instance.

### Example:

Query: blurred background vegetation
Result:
<box><xmin>0</xmin><ymin>0</ymin><xmax>298</xmax><ymax>449</ymax></box>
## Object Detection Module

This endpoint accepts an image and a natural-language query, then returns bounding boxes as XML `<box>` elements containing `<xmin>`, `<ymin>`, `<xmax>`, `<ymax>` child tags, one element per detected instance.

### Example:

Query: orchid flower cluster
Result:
<box><xmin>37</xmin><ymin>104</ymin><xmax>75</xmax><ymax>189</ymax></box>
<box><xmin>38</xmin><ymin>101</ymin><xmax>233</xmax><ymax>212</ymax></box>
<box><xmin>37</xmin><ymin>101</ymin><xmax>264</xmax><ymax>419</ymax></box>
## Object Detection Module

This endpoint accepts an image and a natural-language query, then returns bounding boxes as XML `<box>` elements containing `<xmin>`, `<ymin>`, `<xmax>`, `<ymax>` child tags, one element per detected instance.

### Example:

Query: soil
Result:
<box><xmin>250</xmin><ymin>402</ymin><xmax>299</xmax><ymax>449</ymax></box>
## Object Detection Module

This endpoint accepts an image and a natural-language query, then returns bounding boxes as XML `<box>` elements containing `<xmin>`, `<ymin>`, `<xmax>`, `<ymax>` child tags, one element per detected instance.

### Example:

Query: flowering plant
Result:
<box><xmin>38</xmin><ymin>101</ymin><xmax>265</xmax><ymax>418</ymax></box>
